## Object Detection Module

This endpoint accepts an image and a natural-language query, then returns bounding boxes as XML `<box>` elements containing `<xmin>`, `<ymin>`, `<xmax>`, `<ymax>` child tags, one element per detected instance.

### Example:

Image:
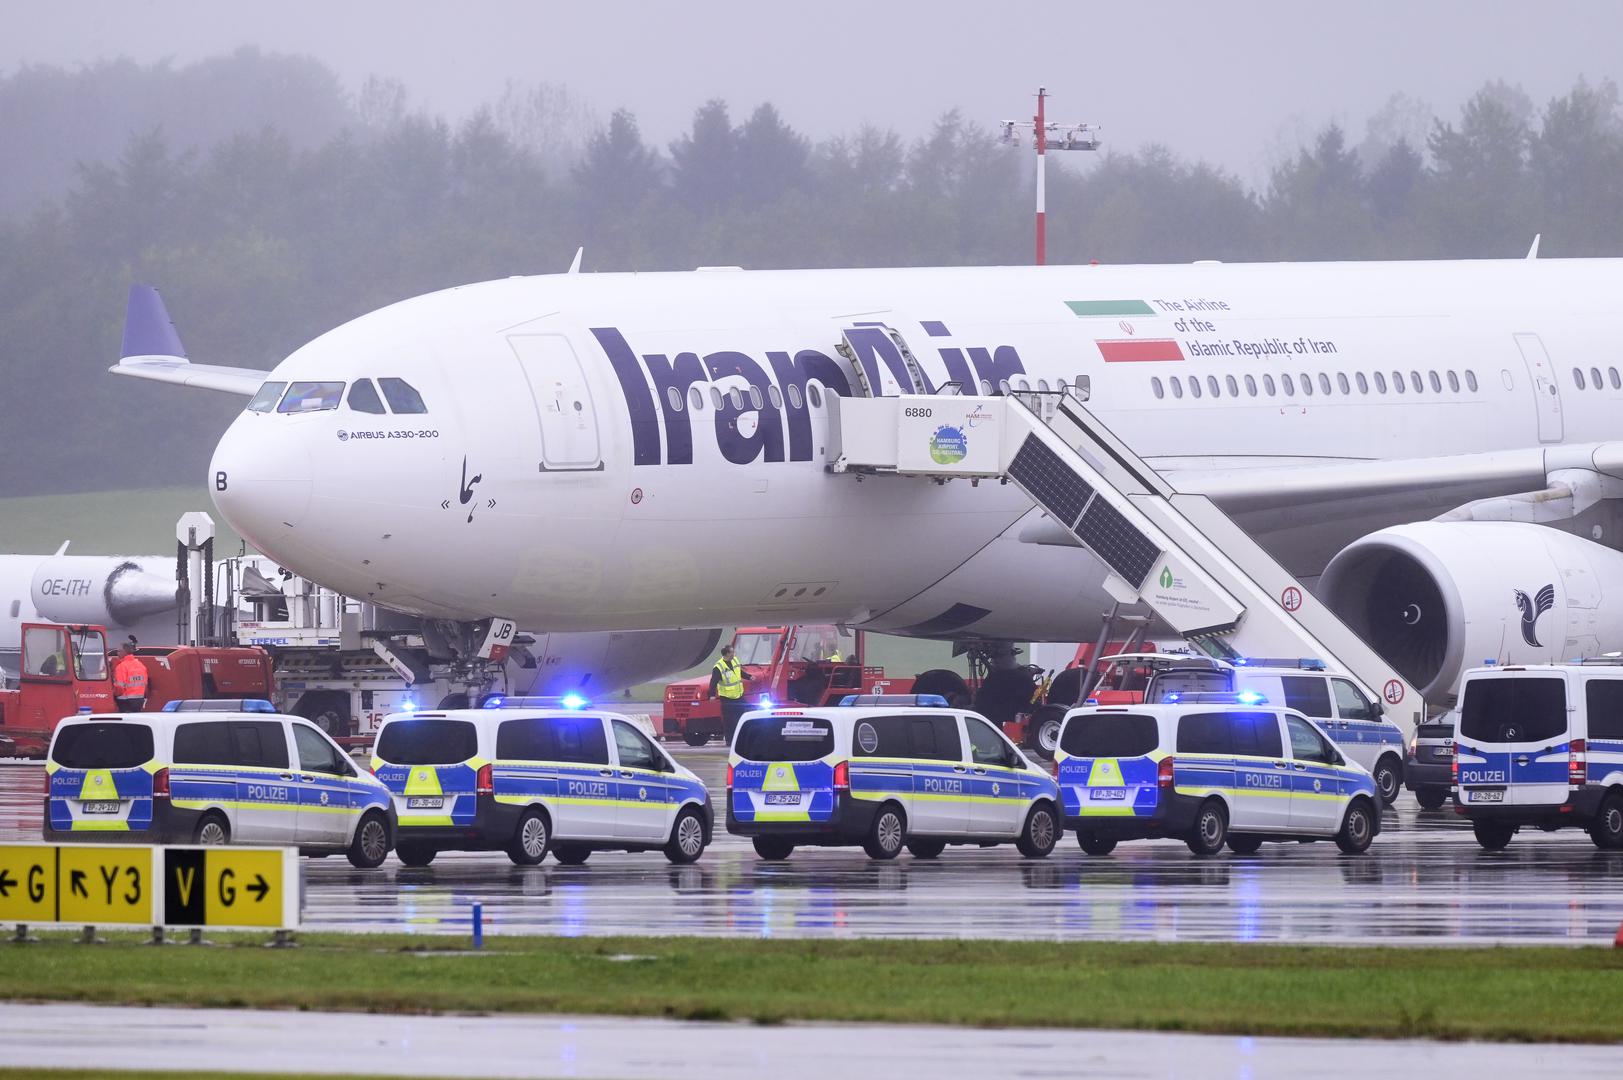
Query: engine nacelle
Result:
<box><xmin>29</xmin><ymin>556</ymin><xmax>178</xmax><ymax>628</ymax></box>
<box><xmin>1320</xmin><ymin>522</ymin><xmax>1623</xmax><ymax>704</ymax></box>
<box><xmin>510</xmin><ymin>628</ymin><xmax>724</xmax><ymax>697</ymax></box>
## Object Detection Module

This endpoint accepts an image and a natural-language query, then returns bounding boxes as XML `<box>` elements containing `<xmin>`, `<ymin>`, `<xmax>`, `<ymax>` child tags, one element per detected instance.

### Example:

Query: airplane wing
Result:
<box><xmin>1160</xmin><ymin>442</ymin><xmax>1623</xmax><ymax>576</ymax></box>
<box><xmin>108</xmin><ymin>285</ymin><xmax>270</xmax><ymax>397</ymax></box>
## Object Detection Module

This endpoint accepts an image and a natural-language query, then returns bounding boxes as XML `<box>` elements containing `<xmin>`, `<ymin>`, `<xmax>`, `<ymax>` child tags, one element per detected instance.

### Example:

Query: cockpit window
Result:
<box><xmin>347</xmin><ymin>379</ymin><xmax>387</xmax><ymax>414</ymax></box>
<box><xmin>379</xmin><ymin>378</ymin><xmax>427</xmax><ymax>414</ymax></box>
<box><xmin>247</xmin><ymin>381</ymin><xmax>287</xmax><ymax>413</ymax></box>
<box><xmin>277</xmin><ymin>382</ymin><xmax>345</xmax><ymax>413</ymax></box>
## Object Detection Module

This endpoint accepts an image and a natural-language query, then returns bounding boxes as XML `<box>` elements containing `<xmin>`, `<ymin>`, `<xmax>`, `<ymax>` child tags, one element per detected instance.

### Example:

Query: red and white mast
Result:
<box><xmin>1001</xmin><ymin>88</ymin><xmax>1100</xmax><ymax>266</ymax></box>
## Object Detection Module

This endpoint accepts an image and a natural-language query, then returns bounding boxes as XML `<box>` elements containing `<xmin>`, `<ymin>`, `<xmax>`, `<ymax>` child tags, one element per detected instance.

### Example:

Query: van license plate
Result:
<box><xmin>80</xmin><ymin>801</ymin><xmax>119</xmax><ymax>815</ymax></box>
<box><xmin>764</xmin><ymin>793</ymin><xmax>801</xmax><ymax>805</ymax></box>
<box><xmin>407</xmin><ymin>797</ymin><xmax>444</xmax><ymax>809</ymax></box>
<box><xmin>1468</xmin><ymin>788</ymin><xmax>1505</xmax><ymax>803</ymax></box>
<box><xmin>1091</xmin><ymin>788</ymin><xmax>1128</xmax><ymax>801</ymax></box>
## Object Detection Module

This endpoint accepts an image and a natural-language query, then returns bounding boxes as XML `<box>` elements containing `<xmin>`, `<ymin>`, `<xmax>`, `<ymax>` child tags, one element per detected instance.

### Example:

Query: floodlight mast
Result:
<box><xmin>1000</xmin><ymin>88</ymin><xmax>1100</xmax><ymax>265</ymax></box>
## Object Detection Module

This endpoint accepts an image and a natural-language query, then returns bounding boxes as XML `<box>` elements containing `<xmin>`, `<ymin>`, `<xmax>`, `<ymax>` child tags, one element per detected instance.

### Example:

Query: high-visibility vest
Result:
<box><xmin>715</xmin><ymin>656</ymin><xmax>744</xmax><ymax>699</ymax></box>
<box><xmin>828</xmin><ymin>651</ymin><xmax>843</xmax><ymax>663</ymax></box>
<box><xmin>113</xmin><ymin>654</ymin><xmax>149</xmax><ymax>698</ymax></box>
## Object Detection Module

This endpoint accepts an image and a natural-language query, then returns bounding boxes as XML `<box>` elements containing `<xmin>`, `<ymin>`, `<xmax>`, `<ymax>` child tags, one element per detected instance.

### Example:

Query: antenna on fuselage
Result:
<box><xmin>1525</xmin><ymin>234</ymin><xmax>1541</xmax><ymax>260</ymax></box>
<box><xmin>567</xmin><ymin>247</ymin><xmax>584</xmax><ymax>274</ymax></box>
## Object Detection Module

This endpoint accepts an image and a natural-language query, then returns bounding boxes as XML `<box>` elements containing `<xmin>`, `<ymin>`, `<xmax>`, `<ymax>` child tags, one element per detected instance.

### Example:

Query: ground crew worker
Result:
<box><xmin>112</xmin><ymin>642</ymin><xmax>148</xmax><ymax>712</ymax></box>
<box><xmin>708</xmin><ymin>644</ymin><xmax>754</xmax><ymax>743</ymax></box>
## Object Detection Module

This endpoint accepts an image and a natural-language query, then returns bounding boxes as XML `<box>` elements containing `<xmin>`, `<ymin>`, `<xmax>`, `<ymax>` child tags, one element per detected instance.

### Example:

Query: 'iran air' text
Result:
<box><xmin>593</xmin><ymin>323</ymin><xmax>1028</xmax><ymax>467</ymax></box>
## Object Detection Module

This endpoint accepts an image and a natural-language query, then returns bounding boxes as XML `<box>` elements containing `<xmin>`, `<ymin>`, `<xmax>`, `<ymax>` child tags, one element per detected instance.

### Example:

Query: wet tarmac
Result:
<box><xmin>5</xmin><ymin>752</ymin><xmax>1622</xmax><ymax>945</ymax></box>
<box><xmin>6</xmin><ymin>1002</ymin><xmax>1620</xmax><ymax>1079</ymax></box>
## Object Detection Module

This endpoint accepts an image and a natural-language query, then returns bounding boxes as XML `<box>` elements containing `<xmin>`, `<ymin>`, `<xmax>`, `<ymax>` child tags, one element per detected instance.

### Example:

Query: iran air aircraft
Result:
<box><xmin>113</xmin><ymin>258</ymin><xmax>1623</xmax><ymax>705</ymax></box>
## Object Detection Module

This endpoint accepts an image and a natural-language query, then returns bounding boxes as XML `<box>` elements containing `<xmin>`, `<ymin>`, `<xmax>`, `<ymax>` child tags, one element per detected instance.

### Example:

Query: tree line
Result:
<box><xmin>2</xmin><ymin>50</ymin><xmax>1621</xmax><ymax>498</ymax></box>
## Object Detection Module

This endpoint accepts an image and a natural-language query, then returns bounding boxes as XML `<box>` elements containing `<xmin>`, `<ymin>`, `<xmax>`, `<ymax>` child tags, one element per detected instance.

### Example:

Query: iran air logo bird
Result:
<box><xmin>1514</xmin><ymin>584</ymin><xmax>1555</xmax><ymax>647</ymax></box>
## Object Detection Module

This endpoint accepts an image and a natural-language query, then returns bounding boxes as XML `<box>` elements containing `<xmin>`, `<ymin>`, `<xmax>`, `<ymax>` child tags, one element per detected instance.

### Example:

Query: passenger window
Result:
<box><xmin>548</xmin><ymin>717</ymin><xmax>611</xmax><ymax>765</ymax></box>
<box><xmin>1336</xmin><ymin>373</ymin><xmax>1349</xmax><ymax>394</ymax></box>
<box><xmin>1612</xmin><ymin>368</ymin><xmax>1621</xmax><ymax>390</ymax></box>
<box><xmin>1263</xmin><ymin>373</ymin><xmax>1276</xmax><ymax>396</ymax></box>
<box><xmin>710</xmin><ymin>387</ymin><xmax>724</xmax><ymax>410</ymax></box>
<box><xmin>913</xmin><ymin>716</ymin><xmax>963</xmax><ymax>761</ymax></box>
<box><xmin>854</xmin><ymin>715</ymin><xmax>911</xmax><ymax>758</ymax></box>
<box><xmin>979</xmin><ymin>379</ymin><xmax>993</xmax><ymax>395</ymax></box>
<box><xmin>666</xmin><ymin>386</ymin><xmax>684</xmax><ymax>413</ymax></box>
<box><xmin>1285</xmin><ymin>715</ymin><xmax>1335</xmax><ymax>764</ymax></box>
<box><xmin>1151</xmin><ymin>377</ymin><xmax>1164</xmax><ymax>399</ymax></box>
<box><xmin>1429</xmin><ymin>371</ymin><xmax>1442</xmax><ymax>393</ymax></box>
<box><xmin>690</xmin><ymin>386</ymin><xmax>705</xmax><ymax>411</ymax></box>
<box><xmin>1410</xmin><ymin>370</ymin><xmax>1423</xmax><ymax>392</ymax></box>
<box><xmin>768</xmin><ymin>385</ymin><xmax>783</xmax><ymax>408</ymax></box>
<box><xmin>293</xmin><ymin>724</ymin><xmax>349</xmax><ymax>775</ymax></box>
<box><xmin>347</xmin><ymin>379</ymin><xmax>387</xmax><ymax>414</ymax></box>
<box><xmin>48</xmin><ymin>723</ymin><xmax>154</xmax><ymax>769</ymax></box>
<box><xmin>1586</xmin><ymin>680</ymin><xmax>1623</xmax><ymax>740</ymax></box>
<box><xmin>965</xmin><ymin>716</ymin><xmax>1018</xmax><ymax>767</ymax></box>
<box><xmin>613</xmin><ymin>720</ymin><xmax>662</xmax><ymax>771</ymax></box>
<box><xmin>1038</xmin><ymin>379</ymin><xmax>1050</xmax><ymax>392</ymax></box>
<box><xmin>277</xmin><ymin>381</ymin><xmax>345</xmax><ymax>413</ymax></box>
<box><xmin>379</xmin><ymin>378</ymin><xmax>428</xmax><ymax>414</ymax></box>
<box><xmin>1189</xmin><ymin>377</ymin><xmax>1202</xmax><ymax>399</ymax></box>
<box><xmin>1231</xmin><ymin>712</ymin><xmax>1284</xmax><ymax>758</ymax></box>
<box><xmin>1356</xmin><ymin>372</ymin><xmax>1369</xmax><ymax>393</ymax></box>
<box><xmin>247</xmin><ymin>381</ymin><xmax>288</xmax><ymax>413</ymax></box>
<box><xmin>1466</xmin><ymin>370</ymin><xmax>1479</xmax><ymax>392</ymax></box>
<box><xmin>1331</xmin><ymin>679</ymin><xmax>1375</xmax><ymax>721</ymax></box>
<box><xmin>1374</xmin><ymin>371</ymin><xmax>1387</xmax><ymax>393</ymax></box>
<box><xmin>1281</xmin><ymin>374</ymin><xmax>1295</xmax><ymax>396</ymax></box>
<box><xmin>784</xmin><ymin>384</ymin><xmax>803</xmax><ymax>409</ymax></box>
<box><xmin>1226</xmin><ymin>375</ymin><xmax>1239</xmax><ymax>397</ymax></box>
<box><xmin>1391</xmin><ymin>371</ymin><xmax>1406</xmax><ymax>394</ymax></box>
<box><xmin>998</xmin><ymin>379</ymin><xmax>1012</xmax><ymax>395</ymax></box>
<box><xmin>729</xmin><ymin>388</ymin><xmax>744</xmax><ymax>410</ymax></box>
<box><xmin>175</xmin><ymin>722</ymin><xmax>235</xmax><ymax>765</ymax></box>
<box><xmin>1575</xmin><ymin>367</ymin><xmax>1588</xmax><ymax>390</ymax></box>
<box><xmin>1300</xmin><ymin>372</ymin><xmax>1313</xmax><ymax>396</ymax></box>
<box><xmin>1244</xmin><ymin>374</ymin><xmax>1257</xmax><ymax>396</ymax></box>
<box><xmin>1319</xmin><ymin>373</ymin><xmax>1332</xmax><ymax>395</ymax></box>
<box><xmin>1593</xmin><ymin>367</ymin><xmax>1604</xmax><ymax>391</ymax></box>
<box><xmin>1170</xmin><ymin>377</ymin><xmax>1184</xmax><ymax>399</ymax></box>
<box><xmin>496</xmin><ymin>718</ymin><xmax>555</xmax><ymax>760</ymax></box>
<box><xmin>1176</xmin><ymin>712</ymin><xmax>1234</xmax><ymax>755</ymax></box>
<box><xmin>749</xmin><ymin>386</ymin><xmax>763</xmax><ymax>410</ymax></box>
<box><xmin>808</xmin><ymin>383</ymin><xmax>824</xmax><ymax>409</ymax></box>
<box><xmin>1207</xmin><ymin>375</ymin><xmax>1220</xmax><ymax>397</ymax></box>
<box><xmin>233</xmin><ymin>721</ymin><xmax>290</xmax><ymax>769</ymax></box>
<box><xmin>1281</xmin><ymin>676</ymin><xmax>1332</xmax><ymax>718</ymax></box>
<box><xmin>1447</xmin><ymin>370</ymin><xmax>1460</xmax><ymax>392</ymax></box>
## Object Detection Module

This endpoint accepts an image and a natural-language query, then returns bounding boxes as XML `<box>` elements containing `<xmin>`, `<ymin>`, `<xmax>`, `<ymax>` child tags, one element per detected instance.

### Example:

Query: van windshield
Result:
<box><xmin>50</xmin><ymin>723</ymin><xmax>154</xmax><ymax>769</ymax></box>
<box><xmin>1460</xmin><ymin>678</ymin><xmax>1567</xmax><ymax>743</ymax></box>
<box><xmin>1152</xmin><ymin>669</ymin><xmax>1230</xmax><ymax>701</ymax></box>
<box><xmin>735</xmin><ymin>715</ymin><xmax>833</xmax><ymax>761</ymax></box>
<box><xmin>376</xmin><ymin>719</ymin><xmax>479</xmax><ymax>764</ymax></box>
<box><xmin>1060</xmin><ymin>713</ymin><xmax>1158</xmax><ymax>758</ymax></box>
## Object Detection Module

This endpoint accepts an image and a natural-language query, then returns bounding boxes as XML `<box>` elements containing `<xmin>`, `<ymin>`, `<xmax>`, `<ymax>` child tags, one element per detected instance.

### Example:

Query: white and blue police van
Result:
<box><xmin>1143</xmin><ymin>658</ymin><xmax>1407</xmax><ymax>805</ymax></box>
<box><xmin>44</xmin><ymin>699</ymin><xmax>395</xmax><ymax>868</ymax></box>
<box><xmin>372</xmin><ymin>697</ymin><xmax>712</xmax><ymax>866</ymax></box>
<box><xmin>1452</xmin><ymin>663</ymin><xmax>1623</xmax><ymax>850</ymax></box>
<box><xmin>726</xmin><ymin>694</ymin><xmax>1062</xmax><ymax>861</ymax></box>
<box><xmin>1056</xmin><ymin>692</ymin><xmax>1381</xmax><ymax>856</ymax></box>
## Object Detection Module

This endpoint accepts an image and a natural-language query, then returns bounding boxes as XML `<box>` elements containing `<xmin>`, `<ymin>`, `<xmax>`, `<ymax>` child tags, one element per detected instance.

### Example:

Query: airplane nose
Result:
<box><xmin>209</xmin><ymin>416</ymin><xmax>313</xmax><ymax>548</ymax></box>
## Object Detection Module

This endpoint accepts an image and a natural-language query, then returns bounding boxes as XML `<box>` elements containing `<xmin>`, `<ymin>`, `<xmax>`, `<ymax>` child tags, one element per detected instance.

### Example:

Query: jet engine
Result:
<box><xmin>509</xmin><ymin>628</ymin><xmax>724</xmax><ymax>697</ymax></box>
<box><xmin>1320</xmin><ymin>521</ymin><xmax>1623</xmax><ymax>703</ymax></box>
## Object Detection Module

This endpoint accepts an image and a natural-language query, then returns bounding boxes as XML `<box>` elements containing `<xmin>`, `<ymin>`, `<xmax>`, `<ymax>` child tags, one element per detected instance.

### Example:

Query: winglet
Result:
<box><xmin>121</xmin><ymin>284</ymin><xmax>187</xmax><ymax>359</ymax></box>
<box><xmin>567</xmin><ymin>247</ymin><xmax>584</xmax><ymax>275</ymax></box>
<box><xmin>1526</xmin><ymin>234</ymin><xmax>1541</xmax><ymax>260</ymax></box>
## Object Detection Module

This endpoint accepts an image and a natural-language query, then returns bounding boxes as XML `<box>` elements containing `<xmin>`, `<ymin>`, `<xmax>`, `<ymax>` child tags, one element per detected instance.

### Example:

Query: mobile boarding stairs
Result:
<box><xmin>825</xmin><ymin>389</ymin><xmax>1425</xmax><ymax>732</ymax></box>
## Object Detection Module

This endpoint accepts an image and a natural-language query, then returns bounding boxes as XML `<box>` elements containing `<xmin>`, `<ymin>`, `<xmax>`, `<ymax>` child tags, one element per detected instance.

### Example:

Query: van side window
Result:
<box><xmin>233</xmin><ymin>721</ymin><xmax>289</xmax><ymax>768</ymax></box>
<box><xmin>1285</xmin><ymin>715</ymin><xmax>1335</xmax><ymax>764</ymax></box>
<box><xmin>612</xmin><ymin>720</ymin><xmax>660</xmax><ymax>770</ymax></box>
<box><xmin>1229</xmin><ymin>711</ymin><xmax>1284</xmax><ymax>758</ymax></box>
<box><xmin>965</xmin><ymin>716</ymin><xmax>1017</xmax><ymax>767</ymax></box>
<box><xmin>1585</xmin><ymin>680</ymin><xmax>1623</xmax><ymax>740</ymax></box>
<box><xmin>293</xmin><ymin>723</ymin><xmax>350</xmax><ymax>775</ymax></box>
<box><xmin>549</xmin><ymin>717</ymin><xmax>611</xmax><ymax>765</ymax></box>
<box><xmin>496</xmin><ymin>717</ymin><xmax>555</xmax><ymax>760</ymax></box>
<box><xmin>1281</xmin><ymin>676</ymin><xmax>1332</xmax><ymax>718</ymax></box>
<box><xmin>1331</xmin><ymin>679</ymin><xmax>1374</xmax><ymax>721</ymax></box>
<box><xmin>1176</xmin><ymin>712</ymin><xmax>1234</xmax><ymax>755</ymax></box>
<box><xmin>854</xmin><ymin>715</ymin><xmax>912</xmax><ymax>758</ymax></box>
<box><xmin>175</xmin><ymin>722</ymin><xmax>235</xmax><ymax>766</ymax></box>
<box><xmin>912</xmin><ymin>716</ymin><xmax>962</xmax><ymax>761</ymax></box>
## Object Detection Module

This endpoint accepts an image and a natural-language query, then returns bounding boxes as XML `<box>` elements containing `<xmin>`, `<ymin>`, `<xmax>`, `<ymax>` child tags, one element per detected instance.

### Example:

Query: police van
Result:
<box><xmin>44</xmin><ymin>699</ymin><xmax>394</xmax><ymax>868</ymax></box>
<box><xmin>1143</xmin><ymin>659</ymin><xmax>1407</xmax><ymax>805</ymax></box>
<box><xmin>1453</xmin><ymin>663</ymin><xmax>1623</xmax><ymax>850</ymax></box>
<box><xmin>726</xmin><ymin>695</ymin><xmax>1061</xmax><ymax>861</ymax></box>
<box><xmin>1055</xmin><ymin>694</ymin><xmax>1381</xmax><ymax>856</ymax></box>
<box><xmin>372</xmin><ymin>699</ymin><xmax>712</xmax><ymax>866</ymax></box>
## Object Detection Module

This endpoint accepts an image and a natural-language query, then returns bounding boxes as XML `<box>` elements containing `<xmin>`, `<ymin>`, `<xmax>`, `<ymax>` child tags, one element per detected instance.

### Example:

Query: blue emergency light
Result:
<box><xmin>162</xmin><ymin>698</ymin><xmax>278</xmax><ymax>713</ymax></box>
<box><xmin>838</xmin><ymin>693</ymin><xmax>950</xmax><ymax>707</ymax></box>
<box><xmin>483</xmin><ymin>694</ymin><xmax>593</xmax><ymax>710</ymax></box>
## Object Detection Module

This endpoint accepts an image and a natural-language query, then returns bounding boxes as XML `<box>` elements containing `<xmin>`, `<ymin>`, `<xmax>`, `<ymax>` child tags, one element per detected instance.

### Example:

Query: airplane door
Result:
<box><xmin>1513</xmin><ymin>333</ymin><xmax>1563</xmax><ymax>443</ymax></box>
<box><xmin>508</xmin><ymin>334</ymin><xmax>602</xmax><ymax>470</ymax></box>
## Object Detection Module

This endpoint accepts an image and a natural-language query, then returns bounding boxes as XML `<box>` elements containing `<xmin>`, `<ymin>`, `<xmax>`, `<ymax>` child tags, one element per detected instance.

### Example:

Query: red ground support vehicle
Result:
<box><xmin>0</xmin><ymin>621</ymin><xmax>273</xmax><ymax>757</ymax></box>
<box><xmin>662</xmin><ymin>626</ymin><xmax>913</xmax><ymax>745</ymax></box>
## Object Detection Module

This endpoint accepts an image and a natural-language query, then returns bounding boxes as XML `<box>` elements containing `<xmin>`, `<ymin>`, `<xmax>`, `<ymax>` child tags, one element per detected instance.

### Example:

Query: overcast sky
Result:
<box><xmin>8</xmin><ymin>1</ymin><xmax>1623</xmax><ymax>184</ymax></box>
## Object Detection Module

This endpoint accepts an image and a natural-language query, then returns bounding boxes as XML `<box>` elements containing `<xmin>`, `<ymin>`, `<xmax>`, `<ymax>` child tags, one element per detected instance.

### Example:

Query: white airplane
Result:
<box><xmin>112</xmin><ymin>258</ymin><xmax>1623</xmax><ymax>706</ymax></box>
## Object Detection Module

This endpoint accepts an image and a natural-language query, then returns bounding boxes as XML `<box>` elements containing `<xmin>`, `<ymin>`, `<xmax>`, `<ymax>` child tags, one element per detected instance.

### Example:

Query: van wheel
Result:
<box><xmin>396</xmin><ymin>843</ymin><xmax>435</xmax><ymax>867</ymax></box>
<box><xmin>1372</xmin><ymin>756</ymin><xmax>1402</xmax><ymax>806</ymax></box>
<box><xmin>1077</xmin><ymin>831</ymin><xmax>1117</xmax><ymax>856</ymax></box>
<box><xmin>1589</xmin><ymin>792</ymin><xmax>1623</xmax><ymax>850</ymax></box>
<box><xmin>1185</xmin><ymin>799</ymin><xmax>1228</xmax><ymax>856</ymax></box>
<box><xmin>752</xmin><ymin>837</ymin><xmax>794</xmax><ymax>861</ymax></box>
<box><xmin>1016</xmin><ymin>804</ymin><xmax>1058</xmax><ymax>858</ymax></box>
<box><xmin>552</xmin><ymin>843</ymin><xmax>591</xmax><ymax>865</ymax></box>
<box><xmin>507</xmin><ymin>809</ymin><xmax>550</xmax><ymax>866</ymax></box>
<box><xmin>1415</xmin><ymin>787</ymin><xmax>1448</xmax><ymax>811</ymax></box>
<box><xmin>907</xmin><ymin>839</ymin><xmax>946</xmax><ymax>859</ymax></box>
<box><xmin>1335</xmin><ymin>800</ymin><xmax>1375</xmax><ymax>854</ymax></box>
<box><xmin>194</xmin><ymin>813</ymin><xmax>230</xmax><ymax>846</ymax></box>
<box><xmin>664</xmin><ymin>808</ymin><xmax>706</xmax><ymax>864</ymax></box>
<box><xmin>864</xmin><ymin>805</ymin><xmax>906</xmax><ymax>860</ymax></box>
<box><xmin>347</xmin><ymin>812</ymin><xmax>390</xmax><ymax>869</ymax></box>
<box><xmin>682</xmin><ymin>729</ymin><xmax>709</xmax><ymax>747</ymax></box>
<box><xmin>1472</xmin><ymin>820</ymin><xmax>1516</xmax><ymax>851</ymax></box>
<box><xmin>1227</xmin><ymin>834</ymin><xmax>1263</xmax><ymax>855</ymax></box>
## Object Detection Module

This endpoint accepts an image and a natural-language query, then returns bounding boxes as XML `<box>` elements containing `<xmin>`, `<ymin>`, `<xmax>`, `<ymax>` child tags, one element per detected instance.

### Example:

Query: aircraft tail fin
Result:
<box><xmin>121</xmin><ymin>284</ymin><xmax>187</xmax><ymax>360</ymax></box>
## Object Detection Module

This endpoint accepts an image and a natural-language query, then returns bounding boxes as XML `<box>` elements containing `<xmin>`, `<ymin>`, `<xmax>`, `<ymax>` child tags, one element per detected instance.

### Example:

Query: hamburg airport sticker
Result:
<box><xmin>929</xmin><ymin>425</ymin><xmax>968</xmax><ymax>465</ymax></box>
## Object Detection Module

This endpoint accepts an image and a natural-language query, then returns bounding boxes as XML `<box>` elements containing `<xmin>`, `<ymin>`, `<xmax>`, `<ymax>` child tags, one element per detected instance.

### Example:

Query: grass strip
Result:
<box><xmin>1</xmin><ymin>932</ymin><xmax>1621</xmax><ymax>1043</ymax></box>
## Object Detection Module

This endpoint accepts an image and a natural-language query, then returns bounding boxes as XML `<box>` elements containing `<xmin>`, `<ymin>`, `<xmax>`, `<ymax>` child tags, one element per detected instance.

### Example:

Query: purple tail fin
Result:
<box><xmin>121</xmin><ymin>284</ymin><xmax>187</xmax><ymax>359</ymax></box>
